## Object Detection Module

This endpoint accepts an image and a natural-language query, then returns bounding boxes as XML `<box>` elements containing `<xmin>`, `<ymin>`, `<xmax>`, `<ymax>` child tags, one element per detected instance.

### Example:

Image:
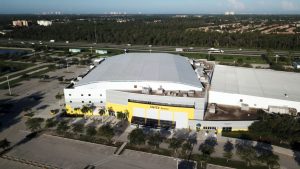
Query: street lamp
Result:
<box><xmin>32</xmin><ymin>50</ymin><xmax>35</xmax><ymax>57</ymax></box>
<box><xmin>149</xmin><ymin>45</ymin><xmax>152</xmax><ymax>53</ymax></box>
<box><xmin>208</xmin><ymin>51</ymin><xmax>211</xmax><ymax>60</ymax></box>
<box><xmin>66</xmin><ymin>59</ymin><xmax>69</xmax><ymax>72</ymax></box>
<box><xmin>6</xmin><ymin>76</ymin><xmax>12</xmax><ymax>96</ymax></box>
<box><xmin>275</xmin><ymin>55</ymin><xmax>280</xmax><ymax>63</ymax></box>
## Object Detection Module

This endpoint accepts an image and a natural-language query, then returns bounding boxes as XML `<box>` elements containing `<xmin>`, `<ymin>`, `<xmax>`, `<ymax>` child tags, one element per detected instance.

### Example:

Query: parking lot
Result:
<box><xmin>0</xmin><ymin>64</ymin><xmax>178</xmax><ymax>169</ymax></box>
<box><xmin>2</xmin><ymin>132</ymin><xmax>177</xmax><ymax>169</ymax></box>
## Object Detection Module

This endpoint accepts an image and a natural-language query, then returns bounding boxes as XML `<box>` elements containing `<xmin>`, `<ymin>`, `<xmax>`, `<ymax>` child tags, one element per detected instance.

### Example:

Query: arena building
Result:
<box><xmin>64</xmin><ymin>54</ymin><xmax>300</xmax><ymax>132</ymax></box>
<box><xmin>64</xmin><ymin>53</ymin><xmax>208</xmax><ymax>129</ymax></box>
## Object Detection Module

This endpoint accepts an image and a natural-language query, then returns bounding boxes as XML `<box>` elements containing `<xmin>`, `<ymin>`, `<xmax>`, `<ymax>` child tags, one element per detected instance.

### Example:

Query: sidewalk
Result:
<box><xmin>194</xmin><ymin>130</ymin><xmax>297</xmax><ymax>157</ymax></box>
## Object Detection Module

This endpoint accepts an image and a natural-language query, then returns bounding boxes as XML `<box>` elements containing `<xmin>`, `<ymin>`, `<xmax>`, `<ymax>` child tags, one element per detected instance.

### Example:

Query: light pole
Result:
<box><xmin>66</xmin><ymin>59</ymin><xmax>69</xmax><ymax>72</ymax></box>
<box><xmin>275</xmin><ymin>55</ymin><xmax>279</xmax><ymax>63</ymax></box>
<box><xmin>32</xmin><ymin>50</ymin><xmax>35</xmax><ymax>57</ymax></box>
<box><xmin>149</xmin><ymin>45</ymin><xmax>152</xmax><ymax>53</ymax></box>
<box><xmin>6</xmin><ymin>76</ymin><xmax>12</xmax><ymax>96</ymax></box>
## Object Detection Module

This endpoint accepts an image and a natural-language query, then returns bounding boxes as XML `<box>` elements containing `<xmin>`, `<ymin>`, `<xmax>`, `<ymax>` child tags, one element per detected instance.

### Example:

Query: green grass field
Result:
<box><xmin>0</xmin><ymin>61</ymin><xmax>35</xmax><ymax>76</ymax></box>
<box><xmin>181</xmin><ymin>53</ymin><xmax>268</xmax><ymax>64</ymax></box>
<box><xmin>0</xmin><ymin>64</ymin><xmax>55</xmax><ymax>90</ymax></box>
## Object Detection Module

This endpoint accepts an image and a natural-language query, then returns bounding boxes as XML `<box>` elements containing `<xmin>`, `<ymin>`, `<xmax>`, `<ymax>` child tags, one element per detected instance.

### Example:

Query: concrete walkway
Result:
<box><xmin>114</xmin><ymin>142</ymin><xmax>127</xmax><ymax>155</ymax></box>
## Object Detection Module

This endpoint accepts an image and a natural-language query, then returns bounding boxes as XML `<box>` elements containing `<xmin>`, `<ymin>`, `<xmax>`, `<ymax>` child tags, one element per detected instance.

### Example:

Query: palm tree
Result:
<box><xmin>124</xmin><ymin>110</ymin><xmax>129</xmax><ymax>120</ymax></box>
<box><xmin>128</xmin><ymin>128</ymin><xmax>145</xmax><ymax>146</ymax></box>
<box><xmin>55</xmin><ymin>92</ymin><xmax>63</xmax><ymax>107</ymax></box>
<box><xmin>81</xmin><ymin>105</ymin><xmax>91</xmax><ymax>114</ymax></box>
<box><xmin>148</xmin><ymin>132</ymin><xmax>162</xmax><ymax>149</ymax></box>
<box><xmin>108</xmin><ymin>107</ymin><xmax>114</xmax><ymax>116</ymax></box>
<box><xmin>235</xmin><ymin>139</ymin><xmax>257</xmax><ymax>167</ymax></box>
<box><xmin>25</xmin><ymin>118</ymin><xmax>44</xmax><ymax>132</ymax></box>
<box><xmin>98</xmin><ymin>109</ymin><xmax>105</xmax><ymax>116</ymax></box>
<box><xmin>0</xmin><ymin>138</ymin><xmax>10</xmax><ymax>150</ymax></box>
<box><xmin>169</xmin><ymin>138</ymin><xmax>183</xmax><ymax>155</ymax></box>
<box><xmin>223</xmin><ymin>140</ymin><xmax>234</xmax><ymax>162</ymax></box>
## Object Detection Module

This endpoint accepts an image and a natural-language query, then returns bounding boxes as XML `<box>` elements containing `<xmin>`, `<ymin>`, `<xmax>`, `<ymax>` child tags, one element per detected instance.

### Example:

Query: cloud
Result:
<box><xmin>281</xmin><ymin>0</ymin><xmax>298</xmax><ymax>10</ymax></box>
<box><xmin>227</xmin><ymin>0</ymin><xmax>245</xmax><ymax>10</ymax></box>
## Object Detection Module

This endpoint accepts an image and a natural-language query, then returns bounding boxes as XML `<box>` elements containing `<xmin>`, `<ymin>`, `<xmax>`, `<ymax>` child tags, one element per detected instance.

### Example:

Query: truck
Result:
<box><xmin>207</xmin><ymin>48</ymin><xmax>224</xmax><ymax>53</ymax></box>
<box><xmin>175</xmin><ymin>48</ymin><xmax>183</xmax><ymax>52</ymax></box>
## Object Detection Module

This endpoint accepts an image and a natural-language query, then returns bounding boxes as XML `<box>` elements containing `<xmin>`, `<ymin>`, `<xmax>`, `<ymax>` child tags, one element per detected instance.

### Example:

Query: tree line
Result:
<box><xmin>4</xmin><ymin>16</ymin><xmax>300</xmax><ymax>50</ymax></box>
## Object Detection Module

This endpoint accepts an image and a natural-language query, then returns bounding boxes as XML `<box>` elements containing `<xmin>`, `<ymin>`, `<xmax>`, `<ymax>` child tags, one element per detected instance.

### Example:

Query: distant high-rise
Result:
<box><xmin>37</xmin><ymin>20</ymin><xmax>52</xmax><ymax>26</ymax></box>
<box><xmin>12</xmin><ymin>20</ymin><xmax>28</xmax><ymax>27</ymax></box>
<box><xmin>225</xmin><ymin>11</ymin><xmax>235</xmax><ymax>15</ymax></box>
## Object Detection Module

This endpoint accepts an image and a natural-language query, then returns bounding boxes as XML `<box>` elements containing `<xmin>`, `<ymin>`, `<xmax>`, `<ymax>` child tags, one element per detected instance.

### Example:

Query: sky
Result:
<box><xmin>1</xmin><ymin>0</ymin><xmax>300</xmax><ymax>14</ymax></box>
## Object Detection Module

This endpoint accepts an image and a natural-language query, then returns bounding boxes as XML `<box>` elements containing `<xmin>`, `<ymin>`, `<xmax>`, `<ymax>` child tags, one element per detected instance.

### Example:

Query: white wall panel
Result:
<box><xmin>159</xmin><ymin>111</ymin><xmax>173</xmax><ymax>121</ymax></box>
<box><xmin>174</xmin><ymin>112</ymin><xmax>188</xmax><ymax>128</ymax></box>
<box><xmin>146</xmin><ymin>109</ymin><xmax>159</xmax><ymax>119</ymax></box>
<box><xmin>133</xmin><ymin>108</ymin><xmax>145</xmax><ymax>118</ymax></box>
<box><xmin>209</xmin><ymin>91</ymin><xmax>300</xmax><ymax>112</ymax></box>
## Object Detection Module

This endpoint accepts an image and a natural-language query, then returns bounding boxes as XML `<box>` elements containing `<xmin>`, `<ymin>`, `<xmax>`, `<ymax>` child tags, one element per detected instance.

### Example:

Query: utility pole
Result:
<box><xmin>66</xmin><ymin>60</ymin><xmax>69</xmax><ymax>72</ymax></box>
<box><xmin>6</xmin><ymin>76</ymin><xmax>12</xmax><ymax>96</ymax></box>
<box><xmin>149</xmin><ymin>45</ymin><xmax>152</xmax><ymax>53</ymax></box>
<box><xmin>275</xmin><ymin>54</ymin><xmax>279</xmax><ymax>63</ymax></box>
<box><xmin>94</xmin><ymin>21</ymin><xmax>97</xmax><ymax>44</ymax></box>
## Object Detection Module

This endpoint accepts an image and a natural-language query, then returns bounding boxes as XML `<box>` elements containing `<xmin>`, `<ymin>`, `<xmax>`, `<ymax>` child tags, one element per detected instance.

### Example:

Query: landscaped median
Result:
<box><xmin>0</xmin><ymin>64</ymin><xmax>56</xmax><ymax>89</ymax></box>
<box><xmin>23</xmin><ymin>116</ymin><xmax>276</xmax><ymax>169</ymax></box>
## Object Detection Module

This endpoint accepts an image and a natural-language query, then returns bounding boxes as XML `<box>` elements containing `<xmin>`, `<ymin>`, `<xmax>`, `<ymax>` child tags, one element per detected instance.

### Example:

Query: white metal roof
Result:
<box><xmin>76</xmin><ymin>53</ymin><xmax>202</xmax><ymax>88</ymax></box>
<box><xmin>211</xmin><ymin>65</ymin><xmax>300</xmax><ymax>102</ymax></box>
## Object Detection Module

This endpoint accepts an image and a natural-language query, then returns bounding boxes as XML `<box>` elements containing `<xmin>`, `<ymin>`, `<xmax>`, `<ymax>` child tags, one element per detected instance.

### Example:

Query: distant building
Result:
<box><xmin>12</xmin><ymin>20</ymin><xmax>28</xmax><ymax>27</ymax></box>
<box><xmin>174</xmin><ymin>15</ymin><xmax>188</xmax><ymax>18</ymax></box>
<box><xmin>37</xmin><ymin>20</ymin><xmax>52</xmax><ymax>26</ymax></box>
<box><xmin>95</xmin><ymin>50</ymin><xmax>108</xmax><ymax>55</ymax></box>
<box><xmin>69</xmin><ymin>49</ymin><xmax>81</xmax><ymax>53</ymax></box>
<box><xmin>225</xmin><ymin>11</ymin><xmax>235</xmax><ymax>15</ymax></box>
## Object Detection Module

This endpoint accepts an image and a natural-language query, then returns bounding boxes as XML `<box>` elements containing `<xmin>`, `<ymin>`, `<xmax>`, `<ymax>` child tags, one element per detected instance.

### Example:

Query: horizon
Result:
<box><xmin>1</xmin><ymin>0</ymin><xmax>300</xmax><ymax>15</ymax></box>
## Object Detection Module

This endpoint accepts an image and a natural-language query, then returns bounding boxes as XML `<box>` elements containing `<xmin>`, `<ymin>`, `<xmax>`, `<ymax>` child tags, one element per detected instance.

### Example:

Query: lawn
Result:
<box><xmin>0</xmin><ymin>64</ymin><xmax>54</xmax><ymax>90</ymax></box>
<box><xmin>180</xmin><ymin>53</ymin><xmax>267</xmax><ymax>64</ymax></box>
<box><xmin>0</xmin><ymin>61</ymin><xmax>35</xmax><ymax>76</ymax></box>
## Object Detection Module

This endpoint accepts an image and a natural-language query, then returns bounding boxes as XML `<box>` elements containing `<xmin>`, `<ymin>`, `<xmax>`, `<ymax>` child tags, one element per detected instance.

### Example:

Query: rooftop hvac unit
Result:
<box><xmin>241</xmin><ymin>104</ymin><xmax>250</xmax><ymax>111</ymax></box>
<box><xmin>209</xmin><ymin>104</ymin><xmax>216</xmax><ymax>114</ymax></box>
<box><xmin>187</xmin><ymin>90</ymin><xmax>195</xmax><ymax>97</ymax></box>
<box><xmin>268</xmin><ymin>105</ymin><xmax>289</xmax><ymax>114</ymax></box>
<box><xmin>194</xmin><ymin>62</ymin><xmax>201</xmax><ymax>67</ymax></box>
<box><xmin>156</xmin><ymin>86</ymin><xmax>164</xmax><ymax>95</ymax></box>
<box><xmin>142</xmin><ymin>87</ymin><xmax>152</xmax><ymax>94</ymax></box>
<box><xmin>200</xmin><ymin>76</ymin><xmax>208</xmax><ymax>83</ymax></box>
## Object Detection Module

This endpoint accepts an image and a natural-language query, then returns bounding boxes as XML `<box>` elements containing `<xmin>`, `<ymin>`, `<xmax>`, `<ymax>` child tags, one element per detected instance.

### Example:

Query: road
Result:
<box><xmin>1</xmin><ymin>39</ymin><xmax>300</xmax><ymax>57</ymax></box>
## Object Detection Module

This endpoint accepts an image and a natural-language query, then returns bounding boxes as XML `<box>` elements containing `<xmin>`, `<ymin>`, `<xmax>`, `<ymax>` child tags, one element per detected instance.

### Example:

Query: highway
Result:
<box><xmin>1</xmin><ymin>39</ymin><xmax>300</xmax><ymax>57</ymax></box>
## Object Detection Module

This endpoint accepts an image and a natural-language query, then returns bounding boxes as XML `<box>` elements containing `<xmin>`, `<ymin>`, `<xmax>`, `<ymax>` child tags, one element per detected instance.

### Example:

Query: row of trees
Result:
<box><xmin>128</xmin><ymin>128</ymin><xmax>280</xmax><ymax>168</ymax></box>
<box><xmin>249</xmin><ymin>111</ymin><xmax>300</xmax><ymax>147</ymax></box>
<box><xmin>25</xmin><ymin>117</ymin><xmax>116</xmax><ymax>142</ymax></box>
<box><xmin>5</xmin><ymin>18</ymin><xmax>300</xmax><ymax>50</ymax></box>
